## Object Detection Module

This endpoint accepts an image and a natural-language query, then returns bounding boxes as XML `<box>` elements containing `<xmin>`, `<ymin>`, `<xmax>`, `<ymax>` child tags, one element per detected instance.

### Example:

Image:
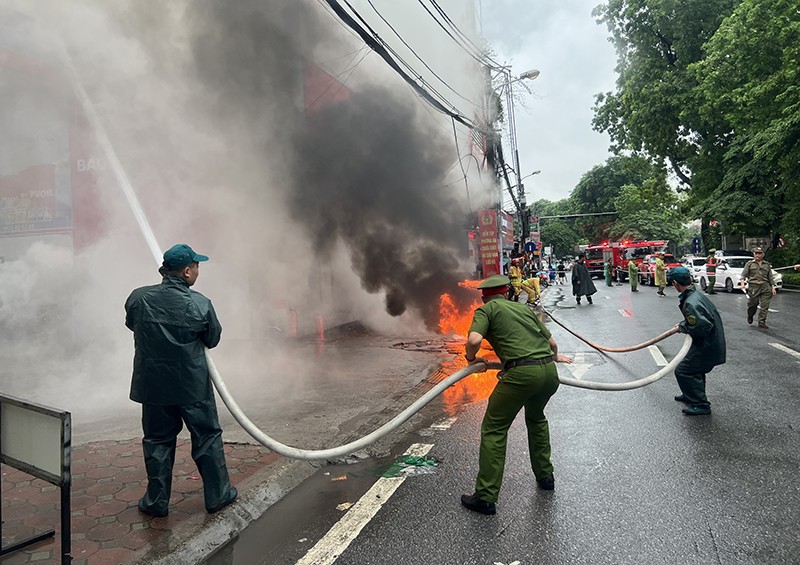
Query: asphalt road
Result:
<box><xmin>210</xmin><ymin>282</ymin><xmax>800</xmax><ymax>565</ymax></box>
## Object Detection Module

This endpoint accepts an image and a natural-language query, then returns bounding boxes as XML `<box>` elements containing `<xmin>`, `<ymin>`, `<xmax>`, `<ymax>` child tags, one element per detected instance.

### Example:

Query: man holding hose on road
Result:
<box><xmin>461</xmin><ymin>274</ymin><xmax>572</xmax><ymax>515</ymax></box>
<box><xmin>668</xmin><ymin>266</ymin><xmax>726</xmax><ymax>416</ymax></box>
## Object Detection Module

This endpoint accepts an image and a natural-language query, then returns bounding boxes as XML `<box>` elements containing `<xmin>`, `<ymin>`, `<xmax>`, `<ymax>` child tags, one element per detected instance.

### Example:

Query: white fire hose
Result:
<box><xmin>207</xmin><ymin>332</ymin><xmax>690</xmax><ymax>460</ymax></box>
<box><xmin>67</xmin><ymin>52</ymin><xmax>691</xmax><ymax>461</ymax></box>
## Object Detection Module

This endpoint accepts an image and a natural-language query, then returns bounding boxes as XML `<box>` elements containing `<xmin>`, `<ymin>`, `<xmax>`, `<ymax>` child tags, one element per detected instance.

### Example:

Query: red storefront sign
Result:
<box><xmin>478</xmin><ymin>209</ymin><xmax>501</xmax><ymax>277</ymax></box>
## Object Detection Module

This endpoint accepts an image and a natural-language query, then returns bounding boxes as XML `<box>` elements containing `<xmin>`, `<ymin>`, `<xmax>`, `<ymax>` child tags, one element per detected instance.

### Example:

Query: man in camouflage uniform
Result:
<box><xmin>461</xmin><ymin>275</ymin><xmax>572</xmax><ymax>515</ymax></box>
<box><xmin>740</xmin><ymin>247</ymin><xmax>777</xmax><ymax>329</ymax></box>
<box><xmin>668</xmin><ymin>267</ymin><xmax>726</xmax><ymax>416</ymax></box>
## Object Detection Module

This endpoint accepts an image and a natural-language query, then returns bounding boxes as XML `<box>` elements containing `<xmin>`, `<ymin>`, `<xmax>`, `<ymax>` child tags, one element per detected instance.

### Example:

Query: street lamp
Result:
<box><xmin>497</xmin><ymin>67</ymin><xmax>540</xmax><ymax>251</ymax></box>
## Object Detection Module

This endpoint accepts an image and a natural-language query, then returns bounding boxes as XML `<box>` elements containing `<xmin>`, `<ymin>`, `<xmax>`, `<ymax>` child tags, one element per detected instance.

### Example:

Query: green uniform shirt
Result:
<box><xmin>741</xmin><ymin>259</ymin><xmax>775</xmax><ymax>286</ymax></box>
<box><xmin>468</xmin><ymin>296</ymin><xmax>553</xmax><ymax>363</ymax></box>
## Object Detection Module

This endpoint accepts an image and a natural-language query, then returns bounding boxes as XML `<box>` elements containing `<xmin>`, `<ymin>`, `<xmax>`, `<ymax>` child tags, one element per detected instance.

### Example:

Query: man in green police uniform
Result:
<box><xmin>461</xmin><ymin>275</ymin><xmax>572</xmax><ymax>515</ymax></box>
<box><xmin>740</xmin><ymin>247</ymin><xmax>777</xmax><ymax>329</ymax></box>
<box><xmin>668</xmin><ymin>267</ymin><xmax>726</xmax><ymax>416</ymax></box>
<box><xmin>125</xmin><ymin>244</ymin><xmax>237</xmax><ymax>517</ymax></box>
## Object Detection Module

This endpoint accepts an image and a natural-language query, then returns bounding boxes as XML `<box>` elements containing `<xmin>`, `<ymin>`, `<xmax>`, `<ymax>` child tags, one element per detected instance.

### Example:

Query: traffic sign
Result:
<box><xmin>524</xmin><ymin>241</ymin><xmax>535</xmax><ymax>253</ymax></box>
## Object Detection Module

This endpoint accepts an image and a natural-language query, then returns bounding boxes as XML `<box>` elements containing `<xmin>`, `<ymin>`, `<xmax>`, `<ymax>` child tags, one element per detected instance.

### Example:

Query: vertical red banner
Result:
<box><xmin>478</xmin><ymin>209</ymin><xmax>500</xmax><ymax>277</ymax></box>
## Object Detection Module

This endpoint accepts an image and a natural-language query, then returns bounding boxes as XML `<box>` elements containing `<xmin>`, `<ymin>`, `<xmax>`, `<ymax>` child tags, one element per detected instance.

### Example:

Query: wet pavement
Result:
<box><xmin>4</xmin><ymin>284</ymin><xmax>799</xmax><ymax>564</ymax></box>
<box><xmin>1</xmin><ymin>328</ymin><xmax>460</xmax><ymax>565</ymax></box>
<box><xmin>1</xmin><ymin>439</ymin><xmax>289</xmax><ymax>564</ymax></box>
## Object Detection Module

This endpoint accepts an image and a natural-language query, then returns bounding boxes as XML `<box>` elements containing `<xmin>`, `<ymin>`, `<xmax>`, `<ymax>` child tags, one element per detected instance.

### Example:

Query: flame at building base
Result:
<box><xmin>438</xmin><ymin>278</ymin><xmax>499</xmax><ymax>411</ymax></box>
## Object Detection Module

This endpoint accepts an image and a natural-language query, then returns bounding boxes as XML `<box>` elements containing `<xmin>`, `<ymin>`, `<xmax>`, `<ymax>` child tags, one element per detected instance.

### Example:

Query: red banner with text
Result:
<box><xmin>478</xmin><ymin>209</ymin><xmax>501</xmax><ymax>277</ymax></box>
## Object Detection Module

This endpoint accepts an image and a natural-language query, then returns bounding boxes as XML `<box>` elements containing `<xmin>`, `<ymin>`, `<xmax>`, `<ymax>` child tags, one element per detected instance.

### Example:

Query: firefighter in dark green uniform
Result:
<box><xmin>668</xmin><ymin>267</ymin><xmax>726</xmax><ymax>416</ymax></box>
<box><xmin>460</xmin><ymin>275</ymin><xmax>572</xmax><ymax>515</ymax></box>
<box><xmin>125</xmin><ymin>244</ymin><xmax>237</xmax><ymax>517</ymax></box>
<box><xmin>739</xmin><ymin>247</ymin><xmax>777</xmax><ymax>329</ymax></box>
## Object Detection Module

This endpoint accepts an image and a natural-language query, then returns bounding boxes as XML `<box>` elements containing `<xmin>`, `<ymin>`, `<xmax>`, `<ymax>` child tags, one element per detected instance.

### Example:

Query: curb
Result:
<box><xmin>130</xmin><ymin>458</ymin><xmax>317</xmax><ymax>565</ymax></box>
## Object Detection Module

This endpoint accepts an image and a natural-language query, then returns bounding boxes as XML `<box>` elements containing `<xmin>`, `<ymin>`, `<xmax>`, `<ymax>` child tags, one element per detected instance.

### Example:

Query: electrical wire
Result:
<box><xmin>322</xmin><ymin>0</ymin><xmax>485</xmax><ymax>134</ymax></box>
<box><xmin>342</xmin><ymin>0</ymin><xmax>475</xmax><ymax>118</ymax></box>
<box><xmin>451</xmin><ymin>117</ymin><xmax>472</xmax><ymax>213</ymax></box>
<box><xmin>427</xmin><ymin>0</ymin><xmax>503</xmax><ymax>69</ymax></box>
<box><xmin>306</xmin><ymin>47</ymin><xmax>370</xmax><ymax>111</ymax></box>
<box><xmin>414</xmin><ymin>0</ymin><xmax>488</xmax><ymax>67</ymax></box>
<box><xmin>364</xmin><ymin>0</ymin><xmax>477</xmax><ymax>108</ymax></box>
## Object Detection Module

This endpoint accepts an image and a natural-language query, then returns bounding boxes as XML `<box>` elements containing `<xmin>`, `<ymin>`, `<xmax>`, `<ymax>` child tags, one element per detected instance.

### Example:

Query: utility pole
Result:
<box><xmin>499</xmin><ymin>67</ymin><xmax>539</xmax><ymax>252</ymax></box>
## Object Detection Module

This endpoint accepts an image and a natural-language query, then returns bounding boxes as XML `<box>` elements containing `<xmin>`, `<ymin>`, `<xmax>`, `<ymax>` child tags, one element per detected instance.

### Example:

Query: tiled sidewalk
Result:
<box><xmin>1</xmin><ymin>439</ymin><xmax>281</xmax><ymax>564</ymax></box>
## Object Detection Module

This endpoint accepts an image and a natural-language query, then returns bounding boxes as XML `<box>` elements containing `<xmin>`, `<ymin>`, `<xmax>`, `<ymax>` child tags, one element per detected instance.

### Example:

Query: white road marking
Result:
<box><xmin>648</xmin><ymin>345</ymin><xmax>668</xmax><ymax>367</ymax></box>
<box><xmin>568</xmin><ymin>351</ymin><xmax>593</xmax><ymax>380</ymax></box>
<box><xmin>429</xmin><ymin>417</ymin><xmax>457</xmax><ymax>430</ymax></box>
<box><xmin>296</xmin><ymin>443</ymin><xmax>433</xmax><ymax>565</ymax></box>
<box><xmin>769</xmin><ymin>343</ymin><xmax>800</xmax><ymax>360</ymax></box>
<box><xmin>618</xmin><ymin>309</ymin><xmax>631</xmax><ymax>317</ymax></box>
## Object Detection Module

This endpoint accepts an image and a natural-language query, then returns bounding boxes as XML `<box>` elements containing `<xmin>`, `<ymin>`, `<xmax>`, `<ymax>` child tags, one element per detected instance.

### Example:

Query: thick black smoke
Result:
<box><xmin>128</xmin><ymin>0</ymin><xmax>475</xmax><ymax>328</ymax></box>
<box><xmin>290</xmin><ymin>88</ymin><xmax>466</xmax><ymax>327</ymax></box>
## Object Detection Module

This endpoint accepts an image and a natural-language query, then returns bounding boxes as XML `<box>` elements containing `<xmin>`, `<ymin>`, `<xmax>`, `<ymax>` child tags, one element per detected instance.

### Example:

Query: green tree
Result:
<box><xmin>610</xmin><ymin>179</ymin><xmax>691</xmax><ymax>251</ymax></box>
<box><xmin>690</xmin><ymin>0</ymin><xmax>800</xmax><ymax>261</ymax></box>
<box><xmin>592</xmin><ymin>0</ymin><xmax>738</xmax><ymax>183</ymax></box>
<box><xmin>539</xmin><ymin>220</ymin><xmax>583</xmax><ymax>259</ymax></box>
<box><xmin>592</xmin><ymin>0</ymin><xmax>739</xmax><ymax>250</ymax></box>
<box><xmin>569</xmin><ymin>154</ymin><xmax>664</xmax><ymax>241</ymax></box>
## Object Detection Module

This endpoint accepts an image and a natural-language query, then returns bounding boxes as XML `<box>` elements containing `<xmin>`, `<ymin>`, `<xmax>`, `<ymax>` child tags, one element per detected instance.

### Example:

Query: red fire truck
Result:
<box><xmin>584</xmin><ymin>240</ymin><xmax>668</xmax><ymax>281</ymax></box>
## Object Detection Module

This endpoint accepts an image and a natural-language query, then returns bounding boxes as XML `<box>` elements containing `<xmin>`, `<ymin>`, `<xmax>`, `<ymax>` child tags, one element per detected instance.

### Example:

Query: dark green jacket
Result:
<box><xmin>677</xmin><ymin>285</ymin><xmax>726</xmax><ymax>370</ymax></box>
<box><xmin>125</xmin><ymin>275</ymin><xmax>222</xmax><ymax>406</ymax></box>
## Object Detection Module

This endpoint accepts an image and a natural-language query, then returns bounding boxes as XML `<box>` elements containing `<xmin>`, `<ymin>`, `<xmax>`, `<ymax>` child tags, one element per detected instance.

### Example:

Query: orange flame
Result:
<box><xmin>437</xmin><ymin>279</ymin><xmax>499</xmax><ymax>412</ymax></box>
<box><xmin>438</xmin><ymin>281</ymin><xmax>482</xmax><ymax>335</ymax></box>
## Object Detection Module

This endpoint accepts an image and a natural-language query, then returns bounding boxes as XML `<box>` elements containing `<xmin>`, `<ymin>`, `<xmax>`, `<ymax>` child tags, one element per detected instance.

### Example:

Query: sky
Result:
<box><xmin>478</xmin><ymin>0</ymin><xmax>619</xmax><ymax>206</ymax></box>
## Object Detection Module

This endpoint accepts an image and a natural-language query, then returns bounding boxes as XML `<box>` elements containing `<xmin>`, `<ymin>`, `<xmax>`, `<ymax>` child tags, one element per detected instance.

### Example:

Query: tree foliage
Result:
<box><xmin>592</xmin><ymin>0</ymin><xmax>738</xmax><ymax>185</ymax></box>
<box><xmin>591</xmin><ymin>0</ymin><xmax>800</xmax><ymax>265</ymax></box>
<box><xmin>690</xmin><ymin>0</ymin><xmax>800</xmax><ymax>258</ymax></box>
<box><xmin>569</xmin><ymin>154</ymin><xmax>665</xmax><ymax>242</ymax></box>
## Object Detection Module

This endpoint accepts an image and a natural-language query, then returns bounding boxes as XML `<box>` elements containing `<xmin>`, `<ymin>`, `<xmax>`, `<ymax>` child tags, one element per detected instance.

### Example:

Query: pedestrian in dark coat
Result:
<box><xmin>667</xmin><ymin>267</ymin><xmax>726</xmax><ymax>416</ymax></box>
<box><xmin>125</xmin><ymin>244</ymin><xmax>237</xmax><ymax>517</ymax></box>
<box><xmin>571</xmin><ymin>254</ymin><xmax>597</xmax><ymax>304</ymax></box>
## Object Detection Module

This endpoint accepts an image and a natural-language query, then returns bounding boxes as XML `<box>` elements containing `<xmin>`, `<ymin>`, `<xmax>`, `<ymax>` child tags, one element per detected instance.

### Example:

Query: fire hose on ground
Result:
<box><xmin>68</xmin><ymin>56</ymin><xmax>691</xmax><ymax>461</ymax></box>
<box><xmin>207</xmin><ymin>326</ymin><xmax>690</xmax><ymax>459</ymax></box>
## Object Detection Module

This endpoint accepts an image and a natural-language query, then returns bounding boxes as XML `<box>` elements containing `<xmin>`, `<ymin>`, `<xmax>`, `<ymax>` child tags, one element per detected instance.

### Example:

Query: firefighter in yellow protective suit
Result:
<box><xmin>520</xmin><ymin>275</ymin><xmax>542</xmax><ymax>304</ymax></box>
<box><xmin>508</xmin><ymin>258</ymin><xmax>523</xmax><ymax>300</ymax></box>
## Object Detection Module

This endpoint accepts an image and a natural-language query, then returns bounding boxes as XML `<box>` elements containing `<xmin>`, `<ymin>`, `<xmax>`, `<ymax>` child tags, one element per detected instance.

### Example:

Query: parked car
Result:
<box><xmin>698</xmin><ymin>256</ymin><xmax>783</xmax><ymax>293</ymax></box>
<box><xmin>639</xmin><ymin>253</ymin><xmax>682</xmax><ymax>286</ymax></box>
<box><xmin>683</xmin><ymin>257</ymin><xmax>708</xmax><ymax>282</ymax></box>
<box><xmin>715</xmin><ymin>249</ymin><xmax>754</xmax><ymax>259</ymax></box>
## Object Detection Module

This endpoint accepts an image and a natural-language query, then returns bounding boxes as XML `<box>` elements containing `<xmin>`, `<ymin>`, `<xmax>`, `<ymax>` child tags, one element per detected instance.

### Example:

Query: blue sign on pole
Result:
<box><xmin>692</xmin><ymin>237</ymin><xmax>702</xmax><ymax>254</ymax></box>
<box><xmin>524</xmin><ymin>241</ymin><xmax>535</xmax><ymax>253</ymax></box>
